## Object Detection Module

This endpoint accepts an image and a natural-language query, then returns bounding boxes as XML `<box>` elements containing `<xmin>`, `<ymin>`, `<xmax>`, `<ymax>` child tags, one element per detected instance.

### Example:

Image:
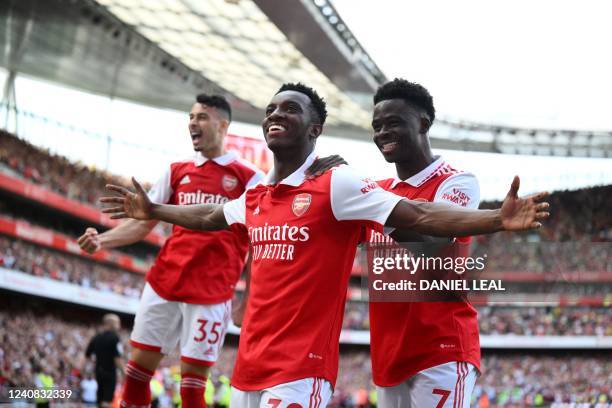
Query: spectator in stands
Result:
<box><xmin>0</xmin><ymin>235</ymin><xmax>144</xmax><ymax>298</ymax></box>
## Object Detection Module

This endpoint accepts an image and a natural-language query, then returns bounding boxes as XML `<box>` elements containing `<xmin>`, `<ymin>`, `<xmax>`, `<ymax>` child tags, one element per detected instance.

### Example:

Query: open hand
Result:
<box><xmin>500</xmin><ymin>176</ymin><xmax>550</xmax><ymax>231</ymax></box>
<box><xmin>100</xmin><ymin>177</ymin><xmax>153</xmax><ymax>220</ymax></box>
<box><xmin>305</xmin><ymin>154</ymin><xmax>347</xmax><ymax>179</ymax></box>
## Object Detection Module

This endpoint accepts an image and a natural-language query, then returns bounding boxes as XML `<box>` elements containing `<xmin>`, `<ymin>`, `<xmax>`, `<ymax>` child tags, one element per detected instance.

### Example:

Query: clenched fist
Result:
<box><xmin>77</xmin><ymin>227</ymin><xmax>101</xmax><ymax>254</ymax></box>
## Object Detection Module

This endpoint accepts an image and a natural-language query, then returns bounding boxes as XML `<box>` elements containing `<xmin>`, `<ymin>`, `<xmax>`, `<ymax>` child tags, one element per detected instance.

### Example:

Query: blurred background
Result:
<box><xmin>0</xmin><ymin>0</ymin><xmax>610</xmax><ymax>407</ymax></box>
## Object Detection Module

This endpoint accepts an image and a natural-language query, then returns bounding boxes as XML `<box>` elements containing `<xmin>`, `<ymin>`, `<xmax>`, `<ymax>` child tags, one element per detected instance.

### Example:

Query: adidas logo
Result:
<box><xmin>180</xmin><ymin>175</ymin><xmax>191</xmax><ymax>185</ymax></box>
<box><xmin>204</xmin><ymin>347</ymin><xmax>214</xmax><ymax>356</ymax></box>
<box><xmin>253</xmin><ymin>206</ymin><xmax>260</xmax><ymax>215</ymax></box>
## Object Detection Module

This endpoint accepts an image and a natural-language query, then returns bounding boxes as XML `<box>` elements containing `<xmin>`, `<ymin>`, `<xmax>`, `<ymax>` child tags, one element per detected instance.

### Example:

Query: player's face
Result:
<box><xmin>262</xmin><ymin>91</ymin><xmax>319</xmax><ymax>152</ymax></box>
<box><xmin>372</xmin><ymin>99</ymin><xmax>426</xmax><ymax>163</ymax></box>
<box><xmin>188</xmin><ymin>103</ymin><xmax>227</xmax><ymax>153</ymax></box>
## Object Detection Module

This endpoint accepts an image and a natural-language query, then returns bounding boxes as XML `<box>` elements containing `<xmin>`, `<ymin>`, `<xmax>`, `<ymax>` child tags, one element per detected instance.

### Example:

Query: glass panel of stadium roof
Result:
<box><xmin>95</xmin><ymin>0</ymin><xmax>373</xmax><ymax>128</ymax></box>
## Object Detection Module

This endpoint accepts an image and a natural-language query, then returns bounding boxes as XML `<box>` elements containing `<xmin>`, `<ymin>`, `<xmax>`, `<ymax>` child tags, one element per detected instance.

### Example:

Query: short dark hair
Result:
<box><xmin>276</xmin><ymin>82</ymin><xmax>327</xmax><ymax>125</ymax></box>
<box><xmin>196</xmin><ymin>94</ymin><xmax>232</xmax><ymax>121</ymax></box>
<box><xmin>373</xmin><ymin>78</ymin><xmax>435</xmax><ymax>123</ymax></box>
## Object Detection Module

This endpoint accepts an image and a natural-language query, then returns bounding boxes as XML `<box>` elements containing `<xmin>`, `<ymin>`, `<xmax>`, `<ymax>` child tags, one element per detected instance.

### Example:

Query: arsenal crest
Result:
<box><xmin>222</xmin><ymin>175</ymin><xmax>238</xmax><ymax>191</ymax></box>
<box><xmin>292</xmin><ymin>193</ymin><xmax>312</xmax><ymax>217</ymax></box>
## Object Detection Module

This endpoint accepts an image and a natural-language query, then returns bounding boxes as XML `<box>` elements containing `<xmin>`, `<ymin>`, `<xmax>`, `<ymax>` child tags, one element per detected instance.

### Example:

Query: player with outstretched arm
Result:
<box><xmin>100</xmin><ymin>83</ymin><xmax>549</xmax><ymax>408</ymax></box>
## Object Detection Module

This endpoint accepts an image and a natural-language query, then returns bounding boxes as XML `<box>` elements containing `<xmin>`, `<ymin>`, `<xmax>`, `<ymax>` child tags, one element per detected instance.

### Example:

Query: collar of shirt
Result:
<box><xmin>263</xmin><ymin>151</ymin><xmax>317</xmax><ymax>187</ymax></box>
<box><xmin>193</xmin><ymin>151</ymin><xmax>238</xmax><ymax>167</ymax></box>
<box><xmin>390</xmin><ymin>156</ymin><xmax>445</xmax><ymax>188</ymax></box>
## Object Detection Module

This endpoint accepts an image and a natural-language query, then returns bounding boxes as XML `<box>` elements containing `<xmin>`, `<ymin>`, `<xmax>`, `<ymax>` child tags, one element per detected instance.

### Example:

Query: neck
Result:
<box><xmin>271</xmin><ymin>145</ymin><xmax>313</xmax><ymax>182</ymax></box>
<box><xmin>394</xmin><ymin>149</ymin><xmax>436</xmax><ymax>180</ymax></box>
<box><xmin>200</xmin><ymin>145</ymin><xmax>225</xmax><ymax>159</ymax></box>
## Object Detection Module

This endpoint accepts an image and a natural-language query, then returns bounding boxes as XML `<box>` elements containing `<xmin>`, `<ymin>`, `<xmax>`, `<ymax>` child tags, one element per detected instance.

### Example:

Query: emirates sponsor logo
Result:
<box><xmin>292</xmin><ymin>193</ymin><xmax>311</xmax><ymax>217</ymax></box>
<box><xmin>248</xmin><ymin>223</ymin><xmax>310</xmax><ymax>243</ymax></box>
<box><xmin>178</xmin><ymin>190</ymin><xmax>229</xmax><ymax>205</ymax></box>
<box><xmin>249</xmin><ymin>222</ymin><xmax>311</xmax><ymax>261</ymax></box>
<box><xmin>222</xmin><ymin>175</ymin><xmax>238</xmax><ymax>191</ymax></box>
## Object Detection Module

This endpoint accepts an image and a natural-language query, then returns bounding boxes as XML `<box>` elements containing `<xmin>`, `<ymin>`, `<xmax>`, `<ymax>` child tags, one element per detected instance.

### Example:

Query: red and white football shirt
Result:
<box><xmin>146</xmin><ymin>151</ymin><xmax>263</xmax><ymax>304</ymax></box>
<box><xmin>368</xmin><ymin>157</ymin><xmax>482</xmax><ymax>387</ymax></box>
<box><xmin>223</xmin><ymin>152</ymin><xmax>404</xmax><ymax>391</ymax></box>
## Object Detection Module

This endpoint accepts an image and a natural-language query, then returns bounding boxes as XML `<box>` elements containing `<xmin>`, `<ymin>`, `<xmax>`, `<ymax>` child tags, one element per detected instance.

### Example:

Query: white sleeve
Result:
<box><xmin>223</xmin><ymin>192</ymin><xmax>247</xmax><ymax>225</ymax></box>
<box><xmin>245</xmin><ymin>170</ymin><xmax>265</xmax><ymax>189</ymax></box>
<box><xmin>330</xmin><ymin>166</ymin><xmax>404</xmax><ymax>226</ymax></box>
<box><xmin>147</xmin><ymin>166</ymin><xmax>173</xmax><ymax>204</ymax></box>
<box><xmin>433</xmin><ymin>173</ymin><xmax>481</xmax><ymax>209</ymax></box>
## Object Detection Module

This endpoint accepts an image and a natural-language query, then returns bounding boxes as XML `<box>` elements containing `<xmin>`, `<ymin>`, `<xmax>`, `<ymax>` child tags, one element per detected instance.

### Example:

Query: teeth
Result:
<box><xmin>381</xmin><ymin>142</ymin><xmax>398</xmax><ymax>152</ymax></box>
<box><xmin>269</xmin><ymin>125</ymin><xmax>286</xmax><ymax>132</ymax></box>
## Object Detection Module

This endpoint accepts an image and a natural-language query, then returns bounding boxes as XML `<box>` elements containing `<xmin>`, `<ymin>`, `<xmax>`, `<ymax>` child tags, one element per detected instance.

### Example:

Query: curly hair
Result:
<box><xmin>373</xmin><ymin>78</ymin><xmax>435</xmax><ymax>122</ymax></box>
<box><xmin>276</xmin><ymin>82</ymin><xmax>328</xmax><ymax>125</ymax></box>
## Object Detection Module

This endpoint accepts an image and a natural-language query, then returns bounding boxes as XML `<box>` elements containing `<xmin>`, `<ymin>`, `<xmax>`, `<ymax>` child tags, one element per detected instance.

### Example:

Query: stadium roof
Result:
<box><xmin>1</xmin><ymin>0</ymin><xmax>381</xmax><ymax>138</ymax></box>
<box><xmin>1</xmin><ymin>0</ymin><xmax>610</xmax><ymax>156</ymax></box>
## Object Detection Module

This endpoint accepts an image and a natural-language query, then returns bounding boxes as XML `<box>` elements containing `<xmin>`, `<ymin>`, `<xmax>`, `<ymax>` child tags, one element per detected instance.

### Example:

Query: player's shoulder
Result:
<box><xmin>329</xmin><ymin>163</ymin><xmax>369</xmax><ymax>179</ymax></box>
<box><xmin>375</xmin><ymin>178</ymin><xmax>395</xmax><ymax>190</ymax></box>
<box><xmin>230</xmin><ymin>155</ymin><xmax>264</xmax><ymax>177</ymax></box>
<box><xmin>435</xmin><ymin>161</ymin><xmax>479</xmax><ymax>187</ymax></box>
<box><xmin>328</xmin><ymin>164</ymin><xmax>380</xmax><ymax>190</ymax></box>
<box><xmin>168</xmin><ymin>155</ymin><xmax>198</xmax><ymax>171</ymax></box>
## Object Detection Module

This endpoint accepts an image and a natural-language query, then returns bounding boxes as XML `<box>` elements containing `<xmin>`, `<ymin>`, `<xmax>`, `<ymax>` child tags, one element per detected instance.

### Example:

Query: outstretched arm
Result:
<box><xmin>101</xmin><ymin>178</ymin><xmax>229</xmax><ymax>231</ymax></box>
<box><xmin>77</xmin><ymin>220</ymin><xmax>158</xmax><ymax>254</ymax></box>
<box><xmin>386</xmin><ymin>176</ymin><xmax>549</xmax><ymax>236</ymax></box>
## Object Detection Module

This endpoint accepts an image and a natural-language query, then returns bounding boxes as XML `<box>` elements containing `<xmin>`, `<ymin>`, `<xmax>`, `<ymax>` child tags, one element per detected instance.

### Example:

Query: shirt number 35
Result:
<box><xmin>193</xmin><ymin>319</ymin><xmax>222</xmax><ymax>344</ymax></box>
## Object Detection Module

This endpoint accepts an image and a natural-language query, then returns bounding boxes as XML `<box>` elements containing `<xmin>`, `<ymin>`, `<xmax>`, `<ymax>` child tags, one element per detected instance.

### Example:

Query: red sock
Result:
<box><xmin>120</xmin><ymin>360</ymin><xmax>153</xmax><ymax>408</ymax></box>
<box><xmin>180</xmin><ymin>373</ymin><xmax>207</xmax><ymax>408</ymax></box>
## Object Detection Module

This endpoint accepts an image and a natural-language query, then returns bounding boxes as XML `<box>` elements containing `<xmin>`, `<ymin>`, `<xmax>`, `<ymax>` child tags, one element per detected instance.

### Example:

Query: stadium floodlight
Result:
<box><xmin>94</xmin><ymin>0</ymin><xmax>371</xmax><ymax>128</ymax></box>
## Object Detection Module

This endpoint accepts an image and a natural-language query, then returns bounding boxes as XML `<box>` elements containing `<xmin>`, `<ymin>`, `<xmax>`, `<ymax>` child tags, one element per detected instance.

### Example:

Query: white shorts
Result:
<box><xmin>130</xmin><ymin>283</ymin><xmax>231</xmax><ymax>366</ymax></box>
<box><xmin>231</xmin><ymin>378</ymin><xmax>332</xmax><ymax>408</ymax></box>
<box><xmin>377</xmin><ymin>362</ymin><xmax>478</xmax><ymax>408</ymax></box>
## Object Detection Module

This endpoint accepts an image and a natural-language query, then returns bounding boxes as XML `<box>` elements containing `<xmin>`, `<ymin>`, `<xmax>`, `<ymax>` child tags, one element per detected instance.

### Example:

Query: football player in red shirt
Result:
<box><xmin>368</xmin><ymin>79</ymin><xmax>482</xmax><ymax>407</ymax></box>
<box><xmin>78</xmin><ymin>94</ymin><xmax>263</xmax><ymax>408</ymax></box>
<box><xmin>100</xmin><ymin>83</ymin><xmax>549</xmax><ymax>407</ymax></box>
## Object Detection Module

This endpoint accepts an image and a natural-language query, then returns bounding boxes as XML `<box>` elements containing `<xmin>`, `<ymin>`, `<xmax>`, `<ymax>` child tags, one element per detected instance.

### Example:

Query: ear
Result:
<box><xmin>419</xmin><ymin>116</ymin><xmax>432</xmax><ymax>134</ymax></box>
<box><xmin>309</xmin><ymin>123</ymin><xmax>323</xmax><ymax>140</ymax></box>
<box><xmin>219</xmin><ymin>118</ymin><xmax>230</xmax><ymax>134</ymax></box>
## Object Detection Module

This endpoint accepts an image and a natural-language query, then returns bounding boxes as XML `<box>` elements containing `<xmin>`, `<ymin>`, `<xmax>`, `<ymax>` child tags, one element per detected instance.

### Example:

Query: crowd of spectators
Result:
<box><xmin>475</xmin><ymin>354</ymin><xmax>611</xmax><ymax>406</ymax></box>
<box><xmin>477</xmin><ymin>306</ymin><xmax>611</xmax><ymax>336</ymax></box>
<box><xmin>0</xmin><ymin>131</ymin><xmax>136</xmax><ymax>206</ymax></box>
<box><xmin>473</xmin><ymin>239</ymin><xmax>611</xmax><ymax>273</ymax></box>
<box><xmin>342</xmin><ymin>302</ymin><xmax>612</xmax><ymax>336</ymax></box>
<box><xmin>0</xmin><ymin>307</ymin><xmax>130</xmax><ymax>390</ymax></box>
<box><xmin>0</xmin><ymin>235</ymin><xmax>143</xmax><ymax>298</ymax></box>
<box><xmin>3</xmin><ymin>306</ymin><xmax>608</xmax><ymax>407</ymax></box>
<box><xmin>0</xmin><ymin>131</ymin><xmax>171</xmax><ymax>237</ymax></box>
<box><xmin>479</xmin><ymin>184</ymin><xmax>612</xmax><ymax>243</ymax></box>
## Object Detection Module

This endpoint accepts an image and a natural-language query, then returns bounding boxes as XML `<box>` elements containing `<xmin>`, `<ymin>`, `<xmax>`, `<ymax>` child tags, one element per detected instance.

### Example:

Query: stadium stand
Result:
<box><xmin>1</xmin><ymin>129</ymin><xmax>610</xmax><ymax>406</ymax></box>
<box><xmin>0</xmin><ymin>235</ymin><xmax>143</xmax><ymax>298</ymax></box>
